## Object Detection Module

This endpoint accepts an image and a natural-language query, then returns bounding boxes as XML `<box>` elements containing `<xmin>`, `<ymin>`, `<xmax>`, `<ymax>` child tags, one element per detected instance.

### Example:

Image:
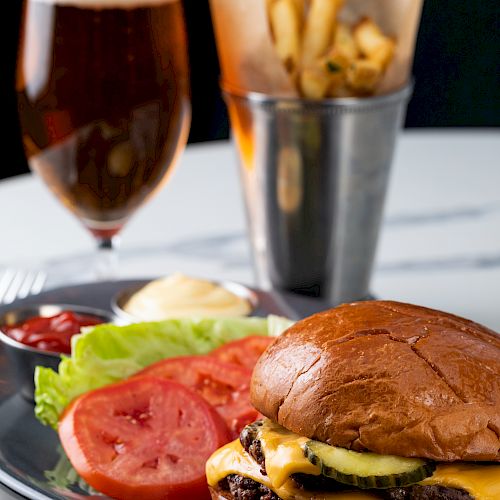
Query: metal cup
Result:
<box><xmin>223</xmin><ymin>83</ymin><xmax>412</xmax><ymax>304</ymax></box>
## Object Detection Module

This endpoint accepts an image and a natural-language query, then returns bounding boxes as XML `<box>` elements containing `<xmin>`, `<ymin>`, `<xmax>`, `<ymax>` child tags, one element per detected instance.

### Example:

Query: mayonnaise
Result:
<box><xmin>123</xmin><ymin>273</ymin><xmax>252</xmax><ymax>320</ymax></box>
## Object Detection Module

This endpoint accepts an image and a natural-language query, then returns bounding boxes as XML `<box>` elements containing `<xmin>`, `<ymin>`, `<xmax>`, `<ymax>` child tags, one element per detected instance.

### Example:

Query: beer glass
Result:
<box><xmin>16</xmin><ymin>0</ymin><xmax>191</xmax><ymax>278</ymax></box>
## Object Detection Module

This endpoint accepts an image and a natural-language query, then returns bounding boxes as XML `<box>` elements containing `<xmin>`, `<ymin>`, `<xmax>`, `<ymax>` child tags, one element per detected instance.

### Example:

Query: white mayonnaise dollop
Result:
<box><xmin>123</xmin><ymin>273</ymin><xmax>252</xmax><ymax>320</ymax></box>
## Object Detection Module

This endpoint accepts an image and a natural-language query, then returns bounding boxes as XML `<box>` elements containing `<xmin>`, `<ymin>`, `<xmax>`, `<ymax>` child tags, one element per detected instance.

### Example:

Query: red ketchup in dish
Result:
<box><xmin>3</xmin><ymin>311</ymin><xmax>103</xmax><ymax>354</ymax></box>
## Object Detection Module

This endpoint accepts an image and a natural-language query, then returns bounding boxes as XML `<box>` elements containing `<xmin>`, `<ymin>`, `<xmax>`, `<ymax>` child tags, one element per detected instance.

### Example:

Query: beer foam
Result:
<box><xmin>34</xmin><ymin>0</ymin><xmax>177</xmax><ymax>8</ymax></box>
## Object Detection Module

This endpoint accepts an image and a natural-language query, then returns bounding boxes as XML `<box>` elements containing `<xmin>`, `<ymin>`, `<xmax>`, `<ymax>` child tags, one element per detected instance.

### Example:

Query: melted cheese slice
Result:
<box><xmin>421</xmin><ymin>464</ymin><xmax>500</xmax><ymax>500</ymax></box>
<box><xmin>205</xmin><ymin>439</ymin><xmax>379</xmax><ymax>500</ymax></box>
<box><xmin>205</xmin><ymin>418</ymin><xmax>500</xmax><ymax>500</ymax></box>
<box><xmin>257</xmin><ymin>418</ymin><xmax>321</xmax><ymax>488</ymax></box>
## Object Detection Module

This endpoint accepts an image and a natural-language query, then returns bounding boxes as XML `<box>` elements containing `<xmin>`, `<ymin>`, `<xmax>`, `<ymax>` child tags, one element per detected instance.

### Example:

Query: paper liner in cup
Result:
<box><xmin>209</xmin><ymin>0</ymin><xmax>423</xmax><ymax>96</ymax></box>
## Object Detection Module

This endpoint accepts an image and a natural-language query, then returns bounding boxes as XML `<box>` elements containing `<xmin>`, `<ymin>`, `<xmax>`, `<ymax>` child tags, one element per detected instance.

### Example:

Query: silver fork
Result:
<box><xmin>0</xmin><ymin>269</ymin><xmax>47</xmax><ymax>305</ymax></box>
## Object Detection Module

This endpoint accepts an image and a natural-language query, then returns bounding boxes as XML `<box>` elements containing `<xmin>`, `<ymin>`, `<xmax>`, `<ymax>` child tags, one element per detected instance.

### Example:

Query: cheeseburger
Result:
<box><xmin>206</xmin><ymin>301</ymin><xmax>500</xmax><ymax>499</ymax></box>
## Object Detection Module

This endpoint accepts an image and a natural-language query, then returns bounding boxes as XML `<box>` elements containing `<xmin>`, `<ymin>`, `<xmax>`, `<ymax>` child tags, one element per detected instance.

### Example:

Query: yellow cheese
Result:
<box><xmin>421</xmin><ymin>463</ymin><xmax>500</xmax><ymax>500</ymax></box>
<box><xmin>257</xmin><ymin>418</ymin><xmax>321</xmax><ymax>487</ymax></box>
<box><xmin>205</xmin><ymin>418</ymin><xmax>500</xmax><ymax>500</ymax></box>
<box><xmin>205</xmin><ymin>439</ymin><xmax>379</xmax><ymax>500</ymax></box>
<box><xmin>206</xmin><ymin>440</ymin><xmax>269</xmax><ymax>488</ymax></box>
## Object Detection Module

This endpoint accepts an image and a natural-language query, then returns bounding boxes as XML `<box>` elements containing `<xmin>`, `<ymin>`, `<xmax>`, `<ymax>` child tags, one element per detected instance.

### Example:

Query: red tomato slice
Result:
<box><xmin>135</xmin><ymin>356</ymin><xmax>259</xmax><ymax>438</ymax></box>
<box><xmin>58</xmin><ymin>377</ymin><xmax>231</xmax><ymax>500</ymax></box>
<box><xmin>210</xmin><ymin>335</ymin><xmax>275</xmax><ymax>370</ymax></box>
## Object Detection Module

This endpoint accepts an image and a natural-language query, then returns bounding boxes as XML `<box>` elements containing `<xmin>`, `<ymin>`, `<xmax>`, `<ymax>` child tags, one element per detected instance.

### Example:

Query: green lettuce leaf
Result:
<box><xmin>35</xmin><ymin>316</ymin><xmax>293</xmax><ymax>429</ymax></box>
<box><xmin>45</xmin><ymin>445</ymin><xmax>97</xmax><ymax>495</ymax></box>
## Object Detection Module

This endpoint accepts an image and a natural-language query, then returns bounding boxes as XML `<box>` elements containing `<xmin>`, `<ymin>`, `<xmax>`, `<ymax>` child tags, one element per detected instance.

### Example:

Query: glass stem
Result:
<box><xmin>95</xmin><ymin>235</ymin><xmax>121</xmax><ymax>280</ymax></box>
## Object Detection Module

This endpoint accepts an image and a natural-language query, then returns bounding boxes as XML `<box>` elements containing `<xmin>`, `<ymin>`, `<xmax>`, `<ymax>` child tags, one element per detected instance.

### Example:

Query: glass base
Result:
<box><xmin>2</xmin><ymin>233</ymin><xmax>254</xmax><ymax>292</ymax></box>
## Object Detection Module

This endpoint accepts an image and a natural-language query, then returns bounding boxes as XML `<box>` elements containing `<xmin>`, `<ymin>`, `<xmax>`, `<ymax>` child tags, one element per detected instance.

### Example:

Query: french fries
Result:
<box><xmin>300</xmin><ymin>66</ymin><xmax>331</xmax><ymax>99</ymax></box>
<box><xmin>290</xmin><ymin>0</ymin><xmax>305</xmax><ymax>24</ymax></box>
<box><xmin>268</xmin><ymin>0</ymin><xmax>302</xmax><ymax>74</ymax></box>
<box><xmin>266</xmin><ymin>0</ymin><xmax>397</xmax><ymax>99</ymax></box>
<box><xmin>353</xmin><ymin>17</ymin><xmax>395</xmax><ymax>70</ymax></box>
<box><xmin>346</xmin><ymin>59</ymin><xmax>382</xmax><ymax>93</ymax></box>
<box><xmin>330</xmin><ymin>22</ymin><xmax>359</xmax><ymax>63</ymax></box>
<box><xmin>302</xmin><ymin>0</ymin><xmax>343</xmax><ymax>67</ymax></box>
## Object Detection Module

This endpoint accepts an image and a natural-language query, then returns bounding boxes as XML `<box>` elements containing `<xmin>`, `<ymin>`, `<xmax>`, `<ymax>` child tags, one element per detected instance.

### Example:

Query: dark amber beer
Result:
<box><xmin>16</xmin><ymin>0</ymin><xmax>190</xmax><ymax>237</ymax></box>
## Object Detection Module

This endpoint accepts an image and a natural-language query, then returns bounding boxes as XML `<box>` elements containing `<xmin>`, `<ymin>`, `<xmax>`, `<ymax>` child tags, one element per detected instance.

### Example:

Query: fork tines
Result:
<box><xmin>0</xmin><ymin>269</ymin><xmax>47</xmax><ymax>304</ymax></box>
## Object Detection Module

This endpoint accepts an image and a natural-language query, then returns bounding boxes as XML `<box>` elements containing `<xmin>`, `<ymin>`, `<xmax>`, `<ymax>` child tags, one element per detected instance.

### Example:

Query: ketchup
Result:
<box><xmin>2</xmin><ymin>311</ymin><xmax>104</xmax><ymax>354</ymax></box>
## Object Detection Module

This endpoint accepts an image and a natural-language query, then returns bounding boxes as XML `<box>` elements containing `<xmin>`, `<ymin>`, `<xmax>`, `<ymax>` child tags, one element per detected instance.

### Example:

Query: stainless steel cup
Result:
<box><xmin>223</xmin><ymin>83</ymin><xmax>412</xmax><ymax>304</ymax></box>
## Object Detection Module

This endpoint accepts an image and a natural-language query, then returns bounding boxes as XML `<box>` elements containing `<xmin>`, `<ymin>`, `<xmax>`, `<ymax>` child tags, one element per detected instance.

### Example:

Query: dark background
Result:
<box><xmin>3</xmin><ymin>0</ymin><xmax>499</xmax><ymax>180</ymax></box>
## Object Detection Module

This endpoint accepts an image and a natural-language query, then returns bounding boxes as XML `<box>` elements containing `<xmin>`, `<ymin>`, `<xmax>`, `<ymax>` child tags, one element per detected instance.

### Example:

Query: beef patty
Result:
<box><xmin>216</xmin><ymin>421</ymin><xmax>474</xmax><ymax>500</ymax></box>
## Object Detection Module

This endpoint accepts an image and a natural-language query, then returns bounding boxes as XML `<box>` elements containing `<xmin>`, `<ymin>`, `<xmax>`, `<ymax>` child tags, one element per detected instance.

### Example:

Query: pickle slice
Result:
<box><xmin>304</xmin><ymin>440</ymin><xmax>436</xmax><ymax>489</ymax></box>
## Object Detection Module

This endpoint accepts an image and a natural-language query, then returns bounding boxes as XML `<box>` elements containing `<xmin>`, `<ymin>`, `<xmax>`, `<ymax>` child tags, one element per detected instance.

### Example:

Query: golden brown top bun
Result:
<box><xmin>251</xmin><ymin>300</ymin><xmax>500</xmax><ymax>462</ymax></box>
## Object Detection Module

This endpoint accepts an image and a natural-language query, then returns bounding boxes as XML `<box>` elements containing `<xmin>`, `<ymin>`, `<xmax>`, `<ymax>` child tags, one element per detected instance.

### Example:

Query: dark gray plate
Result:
<box><xmin>0</xmin><ymin>279</ymin><xmax>328</xmax><ymax>499</ymax></box>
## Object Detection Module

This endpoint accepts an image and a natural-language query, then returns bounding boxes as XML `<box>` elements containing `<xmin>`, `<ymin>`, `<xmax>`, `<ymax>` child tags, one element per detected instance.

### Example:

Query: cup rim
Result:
<box><xmin>221</xmin><ymin>80</ymin><xmax>414</xmax><ymax>109</ymax></box>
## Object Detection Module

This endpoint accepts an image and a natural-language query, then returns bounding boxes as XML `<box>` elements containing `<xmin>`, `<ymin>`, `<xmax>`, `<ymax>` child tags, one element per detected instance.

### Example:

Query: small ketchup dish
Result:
<box><xmin>0</xmin><ymin>304</ymin><xmax>114</xmax><ymax>400</ymax></box>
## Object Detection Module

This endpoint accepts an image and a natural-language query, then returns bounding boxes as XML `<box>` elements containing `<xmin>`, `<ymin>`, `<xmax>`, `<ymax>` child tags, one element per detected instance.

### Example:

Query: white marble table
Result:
<box><xmin>1</xmin><ymin>130</ymin><xmax>499</xmax><ymax>330</ymax></box>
